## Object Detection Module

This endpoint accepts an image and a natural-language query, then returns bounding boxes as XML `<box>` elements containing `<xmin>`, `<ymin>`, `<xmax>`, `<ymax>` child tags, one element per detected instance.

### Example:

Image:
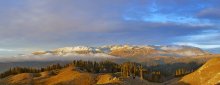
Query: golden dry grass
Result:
<box><xmin>0</xmin><ymin>66</ymin><xmax>162</xmax><ymax>85</ymax></box>
<box><xmin>2</xmin><ymin>56</ymin><xmax>220</xmax><ymax>85</ymax></box>
<box><xmin>96</xmin><ymin>74</ymin><xmax>121</xmax><ymax>84</ymax></box>
<box><xmin>0</xmin><ymin>66</ymin><xmax>96</xmax><ymax>85</ymax></box>
<box><xmin>0</xmin><ymin>73</ymin><xmax>34</xmax><ymax>85</ymax></box>
<box><xmin>41</xmin><ymin>66</ymin><xmax>96</xmax><ymax>85</ymax></box>
<box><xmin>180</xmin><ymin>57</ymin><xmax>220</xmax><ymax>85</ymax></box>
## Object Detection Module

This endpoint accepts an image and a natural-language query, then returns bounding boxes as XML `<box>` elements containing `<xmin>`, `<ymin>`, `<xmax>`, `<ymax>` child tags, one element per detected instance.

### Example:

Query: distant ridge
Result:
<box><xmin>32</xmin><ymin>45</ymin><xmax>210</xmax><ymax>57</ymax></box>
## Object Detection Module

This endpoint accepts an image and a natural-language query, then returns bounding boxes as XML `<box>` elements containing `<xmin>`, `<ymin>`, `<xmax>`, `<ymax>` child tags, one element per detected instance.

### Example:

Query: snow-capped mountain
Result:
<box><xmin>32</xmin><ymin>45</ymin><xmax>210</xmax><ymax>57</ymax></box>
<box><xmin>0</xmin><ymin>45</ymin><xmax>213</xmax><ymax>71</ymax></box>
<box><xmin>52</xmin><ymin>46</ymin><xmax>102</xmax><ymax>55</ymax></box>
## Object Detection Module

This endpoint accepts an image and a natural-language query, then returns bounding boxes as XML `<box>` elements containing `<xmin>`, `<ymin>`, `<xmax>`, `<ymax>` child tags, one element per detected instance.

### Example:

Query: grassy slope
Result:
<box><xmin>179</xmin><ymin>57</ymin><xmax>220</xmax><ymax>85</ymax></box>
<box><xmin>0</xmin><ymin>65</ymin><xmax>161</xmax><ymax>85</ymax></box>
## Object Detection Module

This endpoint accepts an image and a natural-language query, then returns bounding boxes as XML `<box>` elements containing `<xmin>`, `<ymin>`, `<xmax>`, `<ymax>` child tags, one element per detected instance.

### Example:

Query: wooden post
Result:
<box><xmin>140</xmin><ymin>65</ymin><xmax>143</xmax><ymax>80</ymax></box>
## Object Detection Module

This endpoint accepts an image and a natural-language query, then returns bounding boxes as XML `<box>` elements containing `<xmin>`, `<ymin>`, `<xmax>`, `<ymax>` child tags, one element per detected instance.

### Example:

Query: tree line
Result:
<box><xmin>0</xmin><ymin>63</ymin><xmax>62</xmax><ymax>78</ymax></box>
<box><xmin>0</xmin><ymin>60</ymin><xmax>121</xmax><ymax>78</ymax></box>
<box><xmin>0</xmin><ymin>60</ymin><xmax>202</xmax><ymax>83</ymax></box>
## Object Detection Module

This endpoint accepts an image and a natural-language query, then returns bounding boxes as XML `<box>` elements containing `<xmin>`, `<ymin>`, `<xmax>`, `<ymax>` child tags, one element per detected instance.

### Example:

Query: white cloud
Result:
<box><xmin>0</xmin><ymin>49</ymin><xmax>17</xmax><ymax>52</ymax></box>
<box><xmin>184</xmin><ymin>30</ymin><xmax>219</xmax><ymax>41</ymax></box>
<box><xmin>174</xmin><ymin>42</ymin><xmax>220</xmax><ymax>49</ymax></box>
<box><xmin>142</xmin><ymin>14</ymin><xmax>213</xmax><ymax>26</ymax></box>
<box><xmin>0</xmin><ymin>53</ymin><xmax>119</xmax><ymax>62</ymax></box>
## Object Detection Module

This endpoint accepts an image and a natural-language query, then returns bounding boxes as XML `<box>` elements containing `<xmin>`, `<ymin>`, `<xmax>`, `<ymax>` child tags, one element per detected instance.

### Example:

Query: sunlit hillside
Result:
<box><xmin>179</xmin><ymin>57</ymin><xmax>220</xmax><ymax>85</ymax></box>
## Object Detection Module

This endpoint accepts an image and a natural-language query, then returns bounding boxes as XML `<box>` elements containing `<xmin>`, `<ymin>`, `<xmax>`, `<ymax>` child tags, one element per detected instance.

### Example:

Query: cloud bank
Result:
<box><xmin>0</xmin><ymin>53</ymin><xmax>118</xmax><ymax>62</ymax></box>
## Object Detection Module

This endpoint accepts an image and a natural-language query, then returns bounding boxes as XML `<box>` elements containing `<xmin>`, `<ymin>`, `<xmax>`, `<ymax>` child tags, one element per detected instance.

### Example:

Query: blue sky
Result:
<box><xmin>0</xmin><ymin>0</ymin><xmax>220</xmax><ymax>55</ymax></box>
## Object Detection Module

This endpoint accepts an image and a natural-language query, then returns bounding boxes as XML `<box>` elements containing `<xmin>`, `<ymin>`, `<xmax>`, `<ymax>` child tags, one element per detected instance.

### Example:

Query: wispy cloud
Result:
<box><xmin>197</xmin><ymin>7</ymin><xmax>220</xmax><ymax>20</ymax></box>
<box><xmin>174</xmin><ymin>42</ymin><xmax>220</xmax><ymax>49</ymax></box>
<box><xmin>0</xmin><ymin>48</ymin><xmax>17</xmax><ymax>52</ymax></box>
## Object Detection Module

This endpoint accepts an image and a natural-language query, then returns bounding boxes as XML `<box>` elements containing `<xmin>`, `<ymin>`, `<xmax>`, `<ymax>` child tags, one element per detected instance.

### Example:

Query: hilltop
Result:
<box><xmin>179</xmin><ymin>57</ymin><xmax>220</xmax><ymax>85</ymax></box>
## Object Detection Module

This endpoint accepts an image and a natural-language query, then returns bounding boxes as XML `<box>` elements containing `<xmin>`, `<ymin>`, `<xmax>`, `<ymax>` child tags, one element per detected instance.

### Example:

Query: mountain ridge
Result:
<box><xmin>32</xmin><ymin>45</ymin><xmax>210</xmax><ymax>57</ymax></box>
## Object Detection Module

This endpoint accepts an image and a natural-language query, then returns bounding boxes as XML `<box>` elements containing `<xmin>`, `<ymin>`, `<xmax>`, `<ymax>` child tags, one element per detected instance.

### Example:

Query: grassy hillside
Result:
<box><xmin>0</xmin><ymin>65</ymin><xmax>162</xmax><ymax>85</ymax></box>
<box><xmin>179</xmin><ymin>57</ymin><xmax>220</xmax><ymax>85</ymax></box>
<box><xmin>0</xmin><ymin>55</ymin><xmax>220</xmax><ymax>85</ymax></box>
